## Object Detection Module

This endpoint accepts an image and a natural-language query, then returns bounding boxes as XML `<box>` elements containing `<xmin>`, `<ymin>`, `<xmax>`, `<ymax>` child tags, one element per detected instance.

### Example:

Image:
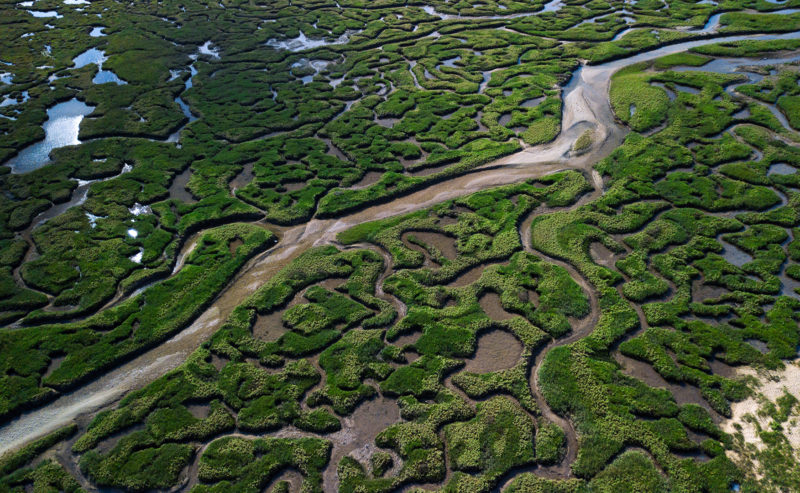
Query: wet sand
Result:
<box><xmin>722</xmin><ymin>359</ymin><xmax>800</xmax><ymax>476</ymax></box>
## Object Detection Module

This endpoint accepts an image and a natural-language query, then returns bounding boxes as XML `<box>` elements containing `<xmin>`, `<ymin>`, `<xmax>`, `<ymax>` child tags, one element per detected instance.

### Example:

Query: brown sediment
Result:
<box><xmin>392</xmin><ymin>331</ymin><xmax>421</xmax><ymax>348</ymax></box>
<box><xmin>343</xmin><ymin>242</ymin><xmax>407</xmax><ymax>321</ymax></box>
<box><xmin>229</xmin><ymin>237</ymin><xmax>243</xmax><ymax>255</ymax></box>
<box><xmin>175</xmin><ymin>387</ymin><xmax>399</xmax><ymax>491</ymax></box>
<box><xmin>404</xmin><ymin>349</ymin><xmax>420</xmax><ymax>363</ymax></box>
<box><xmin>251</xmin><ymin>272</ymin><xmax>345</xmax><ymax>342</ymax></box>
<box><xmin>478</xmin><ymin>292</ymin><xmax>515</xmax><ymax>321</ymax></box>
<box><xmin>436</xmin><ymin>214</ymin><xmax>458</xmax><ymax>226</ymax></box>
<box><xmin>523</xmin><ymin>288</ymin><xmax>540</xmax><ymax>306</ymax></box>
<box><xmin>299</xmin><ymin>355</ymin><xmax>326</xmax><ymax>412</ymax></box>
<box><xmin>521</xmin><ymin>242</ymin><xmax>601</xmax><ymax>477</ymax></box>
<box><xmin>691</xmin><ymin>278</ymin><xmax>728</xmax><ymax>302</ymax></box>
<box><xmin>229</xmin><ymin>161</ymin><xmax>255</xmax><ymax>193</ymax></box>
<box><xmin>274</xmin><ymin>395</ymin><xmax>401</xmax><ymax>492</ymax></box>
<box><xmin>401</xmin><ymin>231</ymin><xmax>457</xmax><ymax>260</ymax></box>
<box><xmin>185</xmin><ymin>402</ymin><xmax>211</xmax><ymax>419</ymax></box>
<box><xmin>261</xmin><ymin>470</ymin><xmax>303</xmax><ymax>492</ymax></box>
<box><xmin>399</xmin><ymin>233</ymin><xmax>433</xmax><ymax>267</ymax></box>
<box><xmin>707</xmin><ymin>357</ymin><xmax>736</xmax><ymax>379</ymax></box>
<box><xmin>42</xmin><ymin>355</ymin><xmax>65</xmax><ymax>380</ymax></box>
<box><xmin>463</xmin><ymin>329</ymin><xmax>523</xmax><ymax>374</ymax></box>
<box><xmin>446</xmin><ymin>263</ymin><xmax>489</xmax><ymax>288</ymax></box>
<box><xmin>614</xmin><ymin>352</ymin><xmax>722</xmax><ymax>423</ymax></box>
<box><xmin>252</xmin><ymin>289</ymin><xmax>306</xmax><ymax>341</ymax></box>
<box><xmin>93</xmin><ymin>423</ymin><xmax>146</xmax><ymax>454</ymax></box>
<box><xmin>350</xmin><ymin>170</ymin><xmax>383</xmax><ymax>189</ymax></box>
<box><xmin>317</xmin><ymin>277</ymin><xmax>346</xmax><ymax>291</ymax></box>
<box><xmin>210</xmin><ymin>353</ymin><xmax>229</xmax><ymax>371</ymax></box>
<box><xmin>282</xmin><ymin>181</ymin><xmax>306</xmax><ymax>192</ymax></box>
<box><xmin>589</xmin><ymin>241</ymin><xmax>616</xmax><ymax>269</ymax></box>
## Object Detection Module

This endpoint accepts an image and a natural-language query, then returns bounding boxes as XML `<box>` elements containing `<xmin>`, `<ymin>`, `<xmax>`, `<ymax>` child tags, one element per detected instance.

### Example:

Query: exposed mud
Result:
<box><xmin>615</xmin><ymin>352</ymin><xmax>723</xmax><ymax>422</ymax></box>
<box><xmin>263</xmin><ymin>470</ymin><xmax>304</xmax><ymax>492</ymax></box>
<box><xmin>478</xmin><ymin>292</ymin><xmax>516</xmax><ymax>321</ymax></box>
<box><xmin>169</xmin><ymin>166</ymin><xmax>196</xmax><ymax>203</ymax></box>
<box><xmin>229</xmin><ymin>161</ymin><xmax>255</xmax><ymax>193</ymax></box>
<box><xmin>229</xmin><ymin>237</ymin><xmax>244</xmax><ymax>255</ymax></box>
<box><xmin>275</xmin><ymin>395</ymin><xmax>401</xmax><ymax>492</ymax></box>
<box><xmin>350</xmin><ymin>170</ymin><xmax>383</xmax><ymax>189</ymax></box>
<box><xmin>392</xmin><ymin>330</ymin><xmax>421</xmax><ymax>349</ymax></box>
<box><xmin>525</xmin><ymin>249</ymin><xmax>600</xmax><ymax>476</ymax></box>
<box><xmin>401</xmin><ymin>230</ymin><xmax>458</xmax><ymax>262</ymax></box>
<box><xmin>463</xmin><ymin>329</ymin><xmax>523</xmax><ymax>373</ymax></box>
<box><xmin>589</xmin><ymin>241</ymin><xmax>617</xmax><ymax>269</ymax></box>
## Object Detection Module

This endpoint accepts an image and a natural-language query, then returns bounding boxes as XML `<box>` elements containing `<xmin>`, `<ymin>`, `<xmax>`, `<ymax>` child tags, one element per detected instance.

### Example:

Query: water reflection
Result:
<box><xmin>93</xmin><ymin>70</ymin><xmax>125</xmax><ymax>84</ymax></box>
<box><xmin>167</xmin><ymin>62</ymin><xmax>199</xmax><ymax>142</ymax></box>
<box><xmin>198</xmin><ymin>40</ymin><xmax>220</xmax><ymax>58</ymax></box>
<box><xmin>72</xmin><ymin>47</ymin><xmax>127</xmax><ymax>85</ymax></box>
<box><xmin>542</xmin><ymin>0</ymin><xmax>564</xmax><ymax>12</ymax></box>
<box><xmin>4</xmin><ymin>98</ymin><xmax>95</xmax><ymax>173</ymax></box>
<box><xmin>28</xmin><ymin>9</ymin><xmax>62</xmax><ymax>18</ymax></box>
<box><xmin>266</xmin><ymin>30</ymin><xmax>359</xmax><ymax>52</ymax></box>
<box><xmin>0</xmin><ymin>91</ymin><xmax>29</xmax><ymax>107</ymax></box>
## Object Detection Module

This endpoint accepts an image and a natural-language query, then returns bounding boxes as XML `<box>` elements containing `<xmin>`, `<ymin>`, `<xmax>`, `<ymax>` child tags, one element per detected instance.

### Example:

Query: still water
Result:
<box><xmin>5</xmin><ymin>98</ymin><xmax>95</xmax><ymax>173</ymax></box>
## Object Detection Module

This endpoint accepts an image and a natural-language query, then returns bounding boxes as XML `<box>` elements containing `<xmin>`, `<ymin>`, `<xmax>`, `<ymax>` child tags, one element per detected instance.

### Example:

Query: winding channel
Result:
<box><xmin>1</xmin><ymin>29</ymin><xmax>800</xmax><ymax>458</ymax></box>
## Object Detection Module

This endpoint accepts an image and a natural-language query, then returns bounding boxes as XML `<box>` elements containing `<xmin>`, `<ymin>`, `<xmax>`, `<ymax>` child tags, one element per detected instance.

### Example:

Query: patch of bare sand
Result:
<box><xmin>722</xmin><ymin>359</ymin><xmax>800</xmax><ymax>475</ymax></box>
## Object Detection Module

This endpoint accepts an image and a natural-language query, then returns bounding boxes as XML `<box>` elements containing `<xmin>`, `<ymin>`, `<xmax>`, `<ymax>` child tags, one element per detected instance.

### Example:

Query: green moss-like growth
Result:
<box><xmin>196</xmin><ymin>436</ymin><xmax>331</xmax><ymax>492</ymax></box>
<box><xmin>0</xmin><ymin>223</ymin><xmax>275</xmax><ymax>423</ymax></box>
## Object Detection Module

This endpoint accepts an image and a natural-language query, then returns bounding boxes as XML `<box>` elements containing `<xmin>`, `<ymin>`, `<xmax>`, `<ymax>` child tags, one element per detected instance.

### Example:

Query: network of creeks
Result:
<box><xmin>2</xmin><ymin>27</ymin><xmax>800</xmax><ymax>490</ymax></box>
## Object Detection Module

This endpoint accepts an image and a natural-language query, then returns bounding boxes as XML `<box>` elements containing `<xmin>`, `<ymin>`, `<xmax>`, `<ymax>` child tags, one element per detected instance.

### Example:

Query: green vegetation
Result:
<box><xmin>572</xmin><ymin>129</ymin><xmax>594</xmax><ymax>154</ymax></box>
<box><xmin>0</xmin><ymin>425</ymin><xmax>76</xmax><ymax>476</ymax></box>
<box><xmin>0</xmin><ymin>223</ymin><xmax>275</xmax><ymax>422</ymax></box>
<box><xmin>730</xmin><ymin>388</ymin><xmax>800</xmax><ymax>492</ymax></box>
<box><xmin>444</xmin><ymin>396</ymin><xmax>535</xmax><ymax>480</ymax></box>
<box><xmin>0</xmin><ymin>426</ymin><xmax>80</xmax><ymax>492</ymax></box>
<box><xmin>2</xmin><ymin>0</ymin><xmax>800</xmax><ymax>491</ymax></box>
<box><xmin>196</xmin><ymin>436</ymin><xmax>330</xmax><ymax>492</ymax></box>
